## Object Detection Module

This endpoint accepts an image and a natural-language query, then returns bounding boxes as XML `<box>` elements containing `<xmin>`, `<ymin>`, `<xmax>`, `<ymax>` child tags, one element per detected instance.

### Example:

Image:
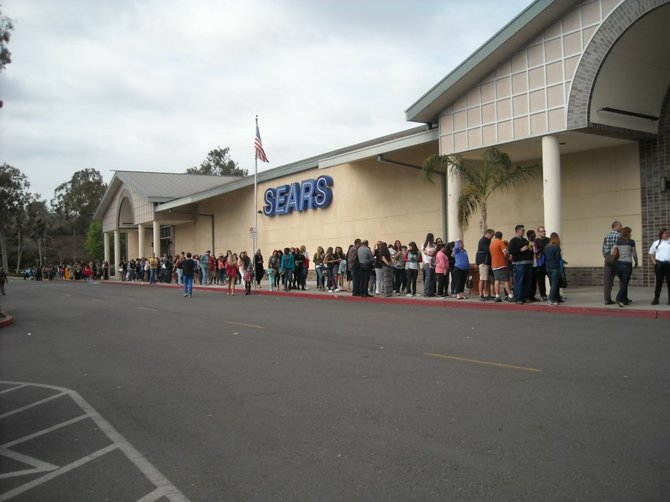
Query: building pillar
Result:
<box><xmin>113</xmin><ymin>230</ymin><xmax>121</xmax><ymax>279</ymax></box>
<box><xmin>542</xmin><ymin>135</ymin><xmax>561</xmax><ymax>236</ymax></box>
<box><xmin>138</xmin><ymin>224</ymin><xmax>145</xmax><ymax>258</ymax></box>
<box><xmin>103</xmin><ymin>232</ymin><xmax>110</xmax><ymax>266</ymax></box>
<box><xmin>152</xmin><ymin>220</ymin><xmax>160</xmax><ymax>256</ymax></box>
<box><xmin>447</xmin><ymin>170</ymin><xmax>462</xmax><ymax>241</ymax></box>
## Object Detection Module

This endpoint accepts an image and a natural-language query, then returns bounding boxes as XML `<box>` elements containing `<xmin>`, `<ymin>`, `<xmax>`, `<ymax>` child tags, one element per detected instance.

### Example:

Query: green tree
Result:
<box><xmin>85</xmin><ymin>219</ymin><xmax>103</xmax><ymax>261</ymax></box>
<box><xmin>24</xmin><ymin>197</ymin><xmax>51</xmax><ymax>266</ymax></box>
<box><xmin>1</xmin><ymin>7</ymin><xmax>15</xmax><ymax>108</ymax></box>
<box><xmin>186</xmin><ymin>146</ymin><xmax>248</xmax><ymax>177</ymax></box>
<box><xmin>51</xmin><ymin>169</ymin><xmax>107</xmax><ymax>235</ymax></box>
<box><xmin>423</xmin><ymin>147</ymin><xmax>540</xmax><ymax>233</ymax></box>
<box><xmin>0</xmin><ymin>163</ymin><xmax>30</xmax><ymax>270</ymax></box>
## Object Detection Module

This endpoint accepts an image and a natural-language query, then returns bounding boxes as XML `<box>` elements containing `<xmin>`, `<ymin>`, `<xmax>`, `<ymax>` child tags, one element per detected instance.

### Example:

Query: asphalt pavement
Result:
<box><xmin>1</xmin><ymin>279</ymin><xmax>669</xmax><ymax>501</ymax></box>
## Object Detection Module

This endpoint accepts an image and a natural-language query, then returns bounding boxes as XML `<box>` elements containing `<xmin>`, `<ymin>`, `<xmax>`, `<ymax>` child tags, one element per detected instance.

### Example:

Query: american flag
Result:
<box><xmin>255</xmin><ymin>122</ymin><xmax>269</xmax><ymax>163</ymax></box>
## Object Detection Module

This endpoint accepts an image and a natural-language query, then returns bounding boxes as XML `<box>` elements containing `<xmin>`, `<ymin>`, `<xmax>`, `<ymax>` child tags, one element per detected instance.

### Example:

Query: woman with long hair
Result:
<box><xmin>313</xmin><ymin>246</ymin><xmax>325</xmax><ymax>291</ymax></box>
<box><xmin>405</xmin><ymin>241</ymin><xmax>420</xmax><ymax>296</ymax></box>
<box><xmin>612</xmin><ymin>226</ymin><xmax>638</xmax><ymax>307</ymax></box>
<box><xmin>421</xmin><ymin>233</ymin><xmax>436</xmax><ymax>297</ymax></box>
<box><xmin>543</xmin><ymin>233</ymin><xmax>563</xmax><ymax>306</ymax></box>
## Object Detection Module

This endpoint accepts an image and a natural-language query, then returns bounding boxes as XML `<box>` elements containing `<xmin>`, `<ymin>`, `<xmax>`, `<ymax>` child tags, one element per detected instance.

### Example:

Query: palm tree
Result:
<box><xmin>423</xmin><ymin>147</ymin><xmax>540</xmax><ymax>233</ymax></box>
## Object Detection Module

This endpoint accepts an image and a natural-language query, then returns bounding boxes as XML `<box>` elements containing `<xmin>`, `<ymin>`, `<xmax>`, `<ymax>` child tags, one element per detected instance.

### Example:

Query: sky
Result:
<box><xmin>0</xmin><ymin>0</ymin><xmax>530</xmax><ymax>201</ymax></box>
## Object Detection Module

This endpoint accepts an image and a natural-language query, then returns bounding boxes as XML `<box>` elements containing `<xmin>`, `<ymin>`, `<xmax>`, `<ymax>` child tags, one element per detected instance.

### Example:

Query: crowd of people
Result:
<box><xmin>20</xmin><ymin>261</ymin><xmax>110</xmax><ymax>282</ymax></box>
<box><xmin>9</xmin><ymin>222</ymin><xmax>669</xmax><ymax>308</ymax></box>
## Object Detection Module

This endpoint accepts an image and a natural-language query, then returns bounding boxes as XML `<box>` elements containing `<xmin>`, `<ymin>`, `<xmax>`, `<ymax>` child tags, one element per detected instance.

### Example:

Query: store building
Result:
<box><xmin>96</xmin><ymin>0</ymin><xmax>670</xmax><ymax>286</ymax></box>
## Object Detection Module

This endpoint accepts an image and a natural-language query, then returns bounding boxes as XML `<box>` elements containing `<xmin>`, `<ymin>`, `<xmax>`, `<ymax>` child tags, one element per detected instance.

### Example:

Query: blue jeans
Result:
<box><xmin>513</xmin><ymin>263</ymin><xmax>532</xmax><ymax>302</ymax></box>
<box><xmin>149</xmin><ymin>269</ymin><xmax>157</xmax><ymax>284</ymax></box>
<box><xmin>615</xmin><ymin>261</ymin><xmax>632</xmax><ymax>303</ymax></box>
<box><xmin>316</xmin><ymin>266</ymin><xmax>325</xmax><ymax>289</ymax></box>
<box><xmin>547</xmin><ymin>268</ymin><xmax>561</xmax><ymax>303</ymax></box>
<box><xmin>183</xmin><ymin>275</ymin><xmax>193</xmax><ymax>296</ymax></box>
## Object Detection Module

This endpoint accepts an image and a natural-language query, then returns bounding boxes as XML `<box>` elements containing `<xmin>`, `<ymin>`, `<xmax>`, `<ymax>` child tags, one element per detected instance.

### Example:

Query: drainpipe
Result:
<box><xmin>376</xmin><ymin>154</ymin><xmax>447</xmax><ymax>241</ymax></box>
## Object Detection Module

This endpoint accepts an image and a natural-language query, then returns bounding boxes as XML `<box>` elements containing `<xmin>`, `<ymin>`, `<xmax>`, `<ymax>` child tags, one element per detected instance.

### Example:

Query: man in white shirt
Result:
<box><xmin>649</xmin><ymin>228</ymin><xmax>670</xmax><ymax>305</ymax></box>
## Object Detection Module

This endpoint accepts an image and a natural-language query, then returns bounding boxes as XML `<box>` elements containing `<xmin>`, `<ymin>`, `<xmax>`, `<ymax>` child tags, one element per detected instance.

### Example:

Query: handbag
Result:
<box><xmin>559</xmin><ymin>271</ymin><xmax>567</xmax><ymax>288</ymax></box>
<box><xmin>612</xmin><ymin>247</ymin><xmax>619</xmax><ymax>260</ymax></box>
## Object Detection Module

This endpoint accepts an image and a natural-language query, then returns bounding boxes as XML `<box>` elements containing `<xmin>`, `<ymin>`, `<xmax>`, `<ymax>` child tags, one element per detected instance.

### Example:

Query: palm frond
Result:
<box><xmin>422</xmin><ymin>154</ymin><xmax>453</xmax><ymax>184</ymax></box>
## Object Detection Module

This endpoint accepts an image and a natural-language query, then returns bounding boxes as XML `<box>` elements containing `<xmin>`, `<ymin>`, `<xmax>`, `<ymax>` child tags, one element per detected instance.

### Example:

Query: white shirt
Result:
<box><xmin>649</xmin><ymin>239</ymin><xmax>670</xmax><ymax>262</ymax></box>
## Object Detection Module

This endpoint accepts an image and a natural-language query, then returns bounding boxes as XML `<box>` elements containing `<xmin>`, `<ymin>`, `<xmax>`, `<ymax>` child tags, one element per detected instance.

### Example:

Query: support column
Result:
<box><xmin>113</xmin><ymin>230</ymin><xmax>121</xmax><ymax>279</ymax></box>
<box><xmin>447</xmin><ymin>170</ymin><xmax>462</xmax><ymax>241</ymax></box>
<box><xmin>542</xmin><ymin>135</ymin><xmax>562</xmax><ymax>236</ymax></box>
<box><xmin>138</xmin><ymin>224</ymin><xmax>145</xmax><ymax>258</ymax></box>
<box><xmin>152</xmin><ymin>220</ymin><xmax>160</xmax><ymax>256</ymax></box>
<box><xmin>103</xmin><ymin>232</ymin><xmax>110</xmax><ymax>266</ymax></box>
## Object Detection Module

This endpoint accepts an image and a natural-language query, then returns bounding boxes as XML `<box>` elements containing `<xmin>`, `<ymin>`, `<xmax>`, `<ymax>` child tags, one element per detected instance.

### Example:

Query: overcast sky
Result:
<box><xmin>1</xmin><ymin>0</ymin><xmax>530</xmax><ymax>200</ymax></box>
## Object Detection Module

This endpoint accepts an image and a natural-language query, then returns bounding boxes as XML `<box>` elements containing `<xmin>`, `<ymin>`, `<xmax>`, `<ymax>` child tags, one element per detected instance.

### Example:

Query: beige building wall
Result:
<box><xmin>439</xmin><ymin>0</ymin><xmax>623</xmax><ymax>155</ymax></box>
<box><xmin>174</xmin><ymin>161</ymin><xmax>443</xmax><ymax>259</ymax></box>
<box><xmin>461</xmin><ymin>143</ymin><xmax>641</xmax><ymax>267</ymax></box>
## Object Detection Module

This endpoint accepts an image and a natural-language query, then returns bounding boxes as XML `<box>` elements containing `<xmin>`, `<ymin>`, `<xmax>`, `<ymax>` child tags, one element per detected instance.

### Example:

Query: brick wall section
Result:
<box><xmin>640</xmin><ymin>86</ymin><xmax>670</xmax><ymax>286</ymax></box>
<box><xmin>567</xmin><ymin>0</ymin><xmax>668</xmax><ymax>130</ymax></box>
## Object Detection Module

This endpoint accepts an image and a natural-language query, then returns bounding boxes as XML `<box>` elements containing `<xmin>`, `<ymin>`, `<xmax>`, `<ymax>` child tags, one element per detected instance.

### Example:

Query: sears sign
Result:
<box><xmin>263</xmin><ymin>175</ymin><xmax>333</xmax><ymax>216</ymax></box>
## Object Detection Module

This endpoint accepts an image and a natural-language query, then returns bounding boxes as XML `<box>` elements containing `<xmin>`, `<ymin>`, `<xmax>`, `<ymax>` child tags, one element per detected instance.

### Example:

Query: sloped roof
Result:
<box><xmin>94</xmin><ymin>171</ymin><xmax>239</xmax><ymax>220</ymax></box>
<box><xmin>405</xmin><ymin>0</ymin><xmax>574</xmax><ymax>124</ymax></box>
<box><xmin>114</xmin><ymin>171</ymin><xmax>238</xmax><ymax>202</ymax></box>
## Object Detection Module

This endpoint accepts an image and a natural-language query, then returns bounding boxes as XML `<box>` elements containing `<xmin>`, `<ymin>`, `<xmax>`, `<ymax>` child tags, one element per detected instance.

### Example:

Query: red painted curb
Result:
<box><xmin>103</xmin><ymin>281</ymin><xmax>669</xmax><ymax>319</ymax></box>
<box><xmin>0</xmin><ymin>312</ymin><xmax>14</xmax><ymax>328</ymax></box>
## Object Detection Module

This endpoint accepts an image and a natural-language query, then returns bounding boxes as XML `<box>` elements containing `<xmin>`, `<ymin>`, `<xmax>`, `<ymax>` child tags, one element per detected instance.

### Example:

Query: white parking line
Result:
<box><xmin>0</xmin><ymin>381</ymin><xmax>190</xmax><ymax>502</ymax></box>
<box><xmin>0</xmin><ymin>392</ymin><xmax>66</xmax><ymax>419</ymax></box>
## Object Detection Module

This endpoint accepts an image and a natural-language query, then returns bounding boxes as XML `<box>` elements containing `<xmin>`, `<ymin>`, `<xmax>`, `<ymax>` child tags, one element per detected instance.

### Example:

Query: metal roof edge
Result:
<box><xmin>405</xmin><ymin>0</ymin><xmax>570</xmax><ymax>123</ymax></box>
<box><xmin>318</xmin><ymin>128</ymin><xmax>439</xmax><ymax>169</ymax></box>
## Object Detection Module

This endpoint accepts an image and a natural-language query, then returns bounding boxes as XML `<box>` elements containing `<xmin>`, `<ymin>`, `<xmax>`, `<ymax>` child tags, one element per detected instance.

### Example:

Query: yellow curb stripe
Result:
<box><xmin>225</xmin><ymin>321</ymin><xmax>265</xmax><ymax>330</ymax></box>
<box><xmin>425</xmin><ymin>352</ymin><xmax>542</xmax><ymax>373</ymax></box>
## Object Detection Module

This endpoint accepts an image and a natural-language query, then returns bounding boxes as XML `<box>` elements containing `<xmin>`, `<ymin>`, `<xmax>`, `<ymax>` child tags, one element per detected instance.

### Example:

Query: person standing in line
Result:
<box><xmin>534</xmin><ymin>226</ymin><xmax>550</xmax><ymax>301</ymax></box>
<box><xmin>357</xmin><ymin>240</ymin><xmax>373</xmax><ymax>297</ymax></box>
<box><xmin>405</xmin><ymin>241</ymin><xmax>420</xmax><ymax>297</ymax></box>
<box><xmin>281</xmin><ymin>247</ymin><xmax>295</xmax><ymax>291</ymax></box>
<box><xmin>380</xmin><ymin>242</ymin><xmax>393</xmax><ymax>297</ymax></box>
<box><xmin>508</xmin><ymin>224</ymin><xmax>533</xmax><ymax>304</ymax></box>
<box><xmin>543</xmin><ymin>233</ymin><xmax>563</xmax><ymax>306</ymax></box>
<box><xmin>435</xmin><ymin>243</ymin><xmax>449</xmax><ymax>298</ymax></box>
<box><xmin>348</xmin><ymin>239</ymin><xmax>361</xmax><ymax>296</ymax></box>
<box><xmin>254</xmin><ymin>249</ymin><xmax>264</xmax><ymax>288</ymax></box>
<box><xmin>226</xmin><ymin>253</ymin><xmax>239</xmax><ymax>296</ymax></box>
<box><xmin>181</xmin><ymin>252</ymin><xmax>195</xmax><ymax>298</ymax></box>
<box><xmin>452</xmin><ymin>239</ymin><xmax>470</xmax><ymax>300</ymax></box>
<box><xmin>490</xmin><ymin>231</ymin><xmax>513</xmax><ymax>302</ymax></box>
<box><xmin>649</xmin><ymin>228</ymin><xmax>670</xmax><ymax>305</ymax></box>
<box><xmin>200</xmin><ymin>251</ymin><xmax>210</xmax><ymax>286</ymax></box>
<box><xmin>174</xmin><ymin>252</ymin><xmax>183</xmax><ymax>286</ymax></box>
<box><xmin>421</xmin><ymin>233</ymin><xmax>437</xmax><ymax>297</ymax></box>
<box><xmin>602</xmin><ymin>220</ymin><xmax>622</xmax><ymax>305</ymax></box>
<box><xmin>612</xmin><ymin>226</ymin><xmax>638</xmax><ymax>307</ymax></box>
<box><xmin>148</xmin><ymin>254</ymin><xmax>159</xmax><ymax>284</ymax></box>
<box><xmin>300</xmin><ymin>245</ymin><xmax>310</xmax><ymax>290</ymax></box>
<box><xmin>475</xmin><ymin>229</ymin><xmax>494</xmax><ymax>301</ymax></box>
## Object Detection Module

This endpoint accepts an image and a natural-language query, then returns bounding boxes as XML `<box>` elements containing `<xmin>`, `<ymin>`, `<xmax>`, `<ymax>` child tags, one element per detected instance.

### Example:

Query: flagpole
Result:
<box><xmin>253</xmin><ymin>116</ymin><xmax>259</xmax><ymax>255</ymax></box>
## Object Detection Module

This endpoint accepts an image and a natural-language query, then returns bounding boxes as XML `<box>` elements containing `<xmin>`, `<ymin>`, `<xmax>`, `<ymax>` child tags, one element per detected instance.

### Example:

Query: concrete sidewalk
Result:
<box><xmin>108</xmin><ymin>279</ymin><xmax>670</xmax><ymax>320</ymax></box>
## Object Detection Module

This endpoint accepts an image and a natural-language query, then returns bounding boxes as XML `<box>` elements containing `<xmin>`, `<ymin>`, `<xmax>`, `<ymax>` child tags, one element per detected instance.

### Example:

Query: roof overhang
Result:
<box><xmin>318</xmin><ymin>127</ymin><xmax>439</xmax><ymax>168</ymax></box>
<box><xmin>405</xmin><ymin>0</ymin><xmax>575</xmax><ymax>124</ymax></box>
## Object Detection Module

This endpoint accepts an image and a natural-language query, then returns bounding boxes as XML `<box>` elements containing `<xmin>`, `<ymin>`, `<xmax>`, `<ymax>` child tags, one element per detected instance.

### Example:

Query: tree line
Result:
<box><xmin>0</xmin><ymin>148</ymin><xmax>246</xmax><ymax>274</ymax></box>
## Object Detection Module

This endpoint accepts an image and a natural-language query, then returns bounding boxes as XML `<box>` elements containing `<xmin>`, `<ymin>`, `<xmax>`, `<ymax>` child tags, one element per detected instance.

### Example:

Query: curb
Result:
<box><xmin>0</xmin><ymin>311</ymin><xmax>14</xmax><ymax>328</ymax></box>
<box><xmin>103</xmin><ymin>281</ymin><xmax>670</xmax><ymax>319</ymax></box>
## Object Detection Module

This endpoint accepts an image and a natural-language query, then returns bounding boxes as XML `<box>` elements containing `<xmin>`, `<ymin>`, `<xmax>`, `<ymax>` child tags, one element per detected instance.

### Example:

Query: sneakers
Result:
<box><xmin>494</xmin><ymin>297</ymin><xmax>502</xmax><ymax>303</ymax></box>
<box><xmin>548</xmin><ymin>301</ymin><xmax>558</xmax><ymax>306</ymax></box>
<box><xmin>334</xmin><ymin>287</ymin><xmax>341</xmax><ymax>292</ymax></box>
<box><xmin>479</xmin><ymin>296</ymin><xmax>488</xmax><ymax>302</ymax></box>
<box><xmin>406</xmin><ymin>293</ymin><xmax>413</xmax><ymax>297</ymax></box>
